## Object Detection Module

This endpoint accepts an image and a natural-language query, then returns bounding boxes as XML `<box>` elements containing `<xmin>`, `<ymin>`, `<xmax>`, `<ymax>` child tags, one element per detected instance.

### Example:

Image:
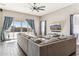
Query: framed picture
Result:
<box><xmin>50</xmin><ymin>24</ymin><xmax>61</xmax><ymax>32</ymax></box>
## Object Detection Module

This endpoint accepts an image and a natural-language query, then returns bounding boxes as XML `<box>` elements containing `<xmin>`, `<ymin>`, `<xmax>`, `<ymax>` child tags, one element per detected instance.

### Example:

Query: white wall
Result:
<box><xmin>40</xmin><ymin>4</ymin><xmax>79</xmax><ymax>35</ymax></box>
<box><xmin>2</xmin><ymin>4</ymin><xmax>79</xmax><ymax>36</ymax></box>
<box><xmin>2</xmin><ymin>10</ymin><xmax>40</xmax><ymax>35</ymax></box>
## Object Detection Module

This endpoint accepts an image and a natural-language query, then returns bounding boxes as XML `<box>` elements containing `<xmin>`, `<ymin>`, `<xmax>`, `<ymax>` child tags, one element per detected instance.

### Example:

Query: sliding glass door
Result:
<box><xmin>4</xmin><ymin>21</ymin><xmax>14</xmax><ymax>40</ymax></box>
<box><xmin>4</xmin><ymin>19</ymin><xmax>33</xmax><ymax>40</ymax></box>
<box><xmin>4</xmin><ymin>20</ymin><xmax>22</xmax><ymax>40</ymax></box>
<box><xmin>1</xmin><ymin>16</ymin><xmax>13</xmax><ymax>41</ymax></box>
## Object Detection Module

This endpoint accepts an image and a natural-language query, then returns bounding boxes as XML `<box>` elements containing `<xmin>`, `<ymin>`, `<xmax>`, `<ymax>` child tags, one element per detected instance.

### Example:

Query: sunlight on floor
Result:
<box><xmin>5</xmin><ymin>40</ymin><xmax>17</xmax><ymax>43</ymax></box>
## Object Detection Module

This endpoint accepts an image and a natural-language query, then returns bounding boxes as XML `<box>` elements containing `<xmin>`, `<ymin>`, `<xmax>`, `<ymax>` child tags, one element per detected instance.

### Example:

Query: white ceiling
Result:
<box><xmin>0</xmin><ymin>3</ymin><xmax>73</xmax><ymax>16</ymax></box>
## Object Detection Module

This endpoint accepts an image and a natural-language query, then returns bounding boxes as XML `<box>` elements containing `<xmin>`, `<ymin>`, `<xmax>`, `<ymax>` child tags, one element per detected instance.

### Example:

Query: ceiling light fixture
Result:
<box><xmin>29</xmin><ymin>3</ymin><xmax>46</xmax><ymax>12</ymax></box>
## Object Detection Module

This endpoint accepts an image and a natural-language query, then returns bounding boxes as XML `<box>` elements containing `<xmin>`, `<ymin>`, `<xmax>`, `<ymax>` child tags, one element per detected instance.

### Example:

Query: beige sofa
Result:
<box><xmin>17</xmin><ymin>33</ymin><xmax>28</xmax><ymax>54</ymax></box>
<box><xmin>17</xmin><ymin>33</ymin><xmax>36</xmax><ymax>55</ymax></box>
<box><xmin>17</xmin><ymin>33</ymin><xmax>76</xmax><ymax>56</ymax></box>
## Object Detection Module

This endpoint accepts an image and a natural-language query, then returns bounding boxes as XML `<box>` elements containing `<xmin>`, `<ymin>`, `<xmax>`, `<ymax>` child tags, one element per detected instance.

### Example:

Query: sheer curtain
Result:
<box><xmin>1</xmin><ymin>16</ymin><xmax>13</xmax><ymax>41</ymax></box>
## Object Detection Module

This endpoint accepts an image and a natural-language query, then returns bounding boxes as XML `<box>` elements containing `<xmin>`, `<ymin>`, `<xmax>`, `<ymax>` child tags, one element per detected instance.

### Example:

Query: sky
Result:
<box><xmin>11</xmin><ymin>21</ymin><xmax>30</xmax><ymax>27</ymax></box>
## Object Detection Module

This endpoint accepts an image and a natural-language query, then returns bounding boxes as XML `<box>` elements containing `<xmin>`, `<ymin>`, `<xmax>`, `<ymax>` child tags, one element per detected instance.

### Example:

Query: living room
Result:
<box><xmin>0</xmin><ymin>3</ymin><xmax>79</xmax><ymax>56</ymax></box>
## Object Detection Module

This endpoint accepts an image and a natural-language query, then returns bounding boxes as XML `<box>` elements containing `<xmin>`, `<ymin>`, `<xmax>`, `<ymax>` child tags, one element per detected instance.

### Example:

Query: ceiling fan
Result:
<box><xmin>29</xmin><ymin>3</ymin><xmax>46</xmax><ymax>12</ymax></box>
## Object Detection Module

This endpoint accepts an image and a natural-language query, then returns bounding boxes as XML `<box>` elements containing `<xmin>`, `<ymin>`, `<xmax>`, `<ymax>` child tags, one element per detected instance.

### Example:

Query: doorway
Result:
<box><xmin>40</xmin><ymin>20</ymin><xmax>46</xmax><ymax>36</ymax></box>
<box><xmin>71</xmin><ymin>14</ymin><xmax>79</xmax><ymax>45</ymax></box>
<box><xmin>4</xmin><ymin>19</ymin><xmax>32</xmax><ymax>41</ymax></box>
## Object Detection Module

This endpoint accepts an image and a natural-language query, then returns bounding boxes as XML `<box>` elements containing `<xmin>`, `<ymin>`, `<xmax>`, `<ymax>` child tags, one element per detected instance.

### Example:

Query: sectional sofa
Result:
<box><xmin>17</xmin><ymin>33</ymin><xmax>76</xmax><ymax>56</ymax></box>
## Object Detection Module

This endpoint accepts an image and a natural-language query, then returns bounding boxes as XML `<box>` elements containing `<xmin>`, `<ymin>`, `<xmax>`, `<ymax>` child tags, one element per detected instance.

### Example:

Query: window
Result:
<box><xmin>12</xmin><ymin>21</ymin><xmax>22</xmax><ymax>32</ymax></box>
<box><xmin>5</xmin><ymin>20</ymin><xmax>33</xmax><ymax>40</ymax></box>
<box><xmin>22</xmin><ymin>21</ymin><xmax>31</xmax><ymax>32</ymax></box>
<box><xmin>40</xmin><ymin>20</ymin><xmax>46</xmax><ymax>36</ymax></box>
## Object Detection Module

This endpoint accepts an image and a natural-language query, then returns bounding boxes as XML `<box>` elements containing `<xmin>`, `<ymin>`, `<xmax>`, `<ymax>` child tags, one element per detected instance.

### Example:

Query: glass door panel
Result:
<box><xmin>4</xmin><ymin>19</ymin><xmax>33</xmax><ymax>40</ymax></box>
<box><xmin>13</xmin><ymin>20</ymin><xmax>22</xmax><ymax>39</ymax></box>
<box><xmin>4</xmin><ymin>21</ymin><xmax>14</xmax><ymax>40</ymax></box>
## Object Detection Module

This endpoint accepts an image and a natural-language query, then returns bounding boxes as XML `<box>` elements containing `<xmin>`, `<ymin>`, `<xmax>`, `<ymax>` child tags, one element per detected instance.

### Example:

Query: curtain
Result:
<box><xmin>1</xmin><ymin>16</ymin><xmax>13</xmax><ymax>41</ymax></box>
<box><xmin>26</xmin><ymin>19</ymin><xmax>37</xmax><ymax>36</ymax></box>
<box><xmin>70</xmin><ymin>15</ymin><xmax>74</xmax><ymax>35</ymax></box>
<box><xmin>44</xmin><ymin>20</ymin><xmax>47</xmax><ymax>35</ymax></box>
<box><xmin>39</xmin><ymin>21</ymin><xmax>42</xmax><ymax>35</ymax></box>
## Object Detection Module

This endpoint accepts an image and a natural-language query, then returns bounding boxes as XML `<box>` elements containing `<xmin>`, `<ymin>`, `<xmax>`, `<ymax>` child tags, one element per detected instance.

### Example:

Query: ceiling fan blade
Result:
<box><xmin>38</xmin><ymin>6</ymin><xmax>46</xmax><ymax>8</ymax></box>
<box><xmin>34</xmin><ymin>3</ymin><xmax>36</xmax><ymax>7</ymax></box>
<box><xmin>35</xmin><ymin>9</ymin><xmax>39</xmax><ymax>12</ymax></box>
<box><xmin>38</xmin><ymin>9</ymin><xmax>45</xmax><ymax>10</ymax></box>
